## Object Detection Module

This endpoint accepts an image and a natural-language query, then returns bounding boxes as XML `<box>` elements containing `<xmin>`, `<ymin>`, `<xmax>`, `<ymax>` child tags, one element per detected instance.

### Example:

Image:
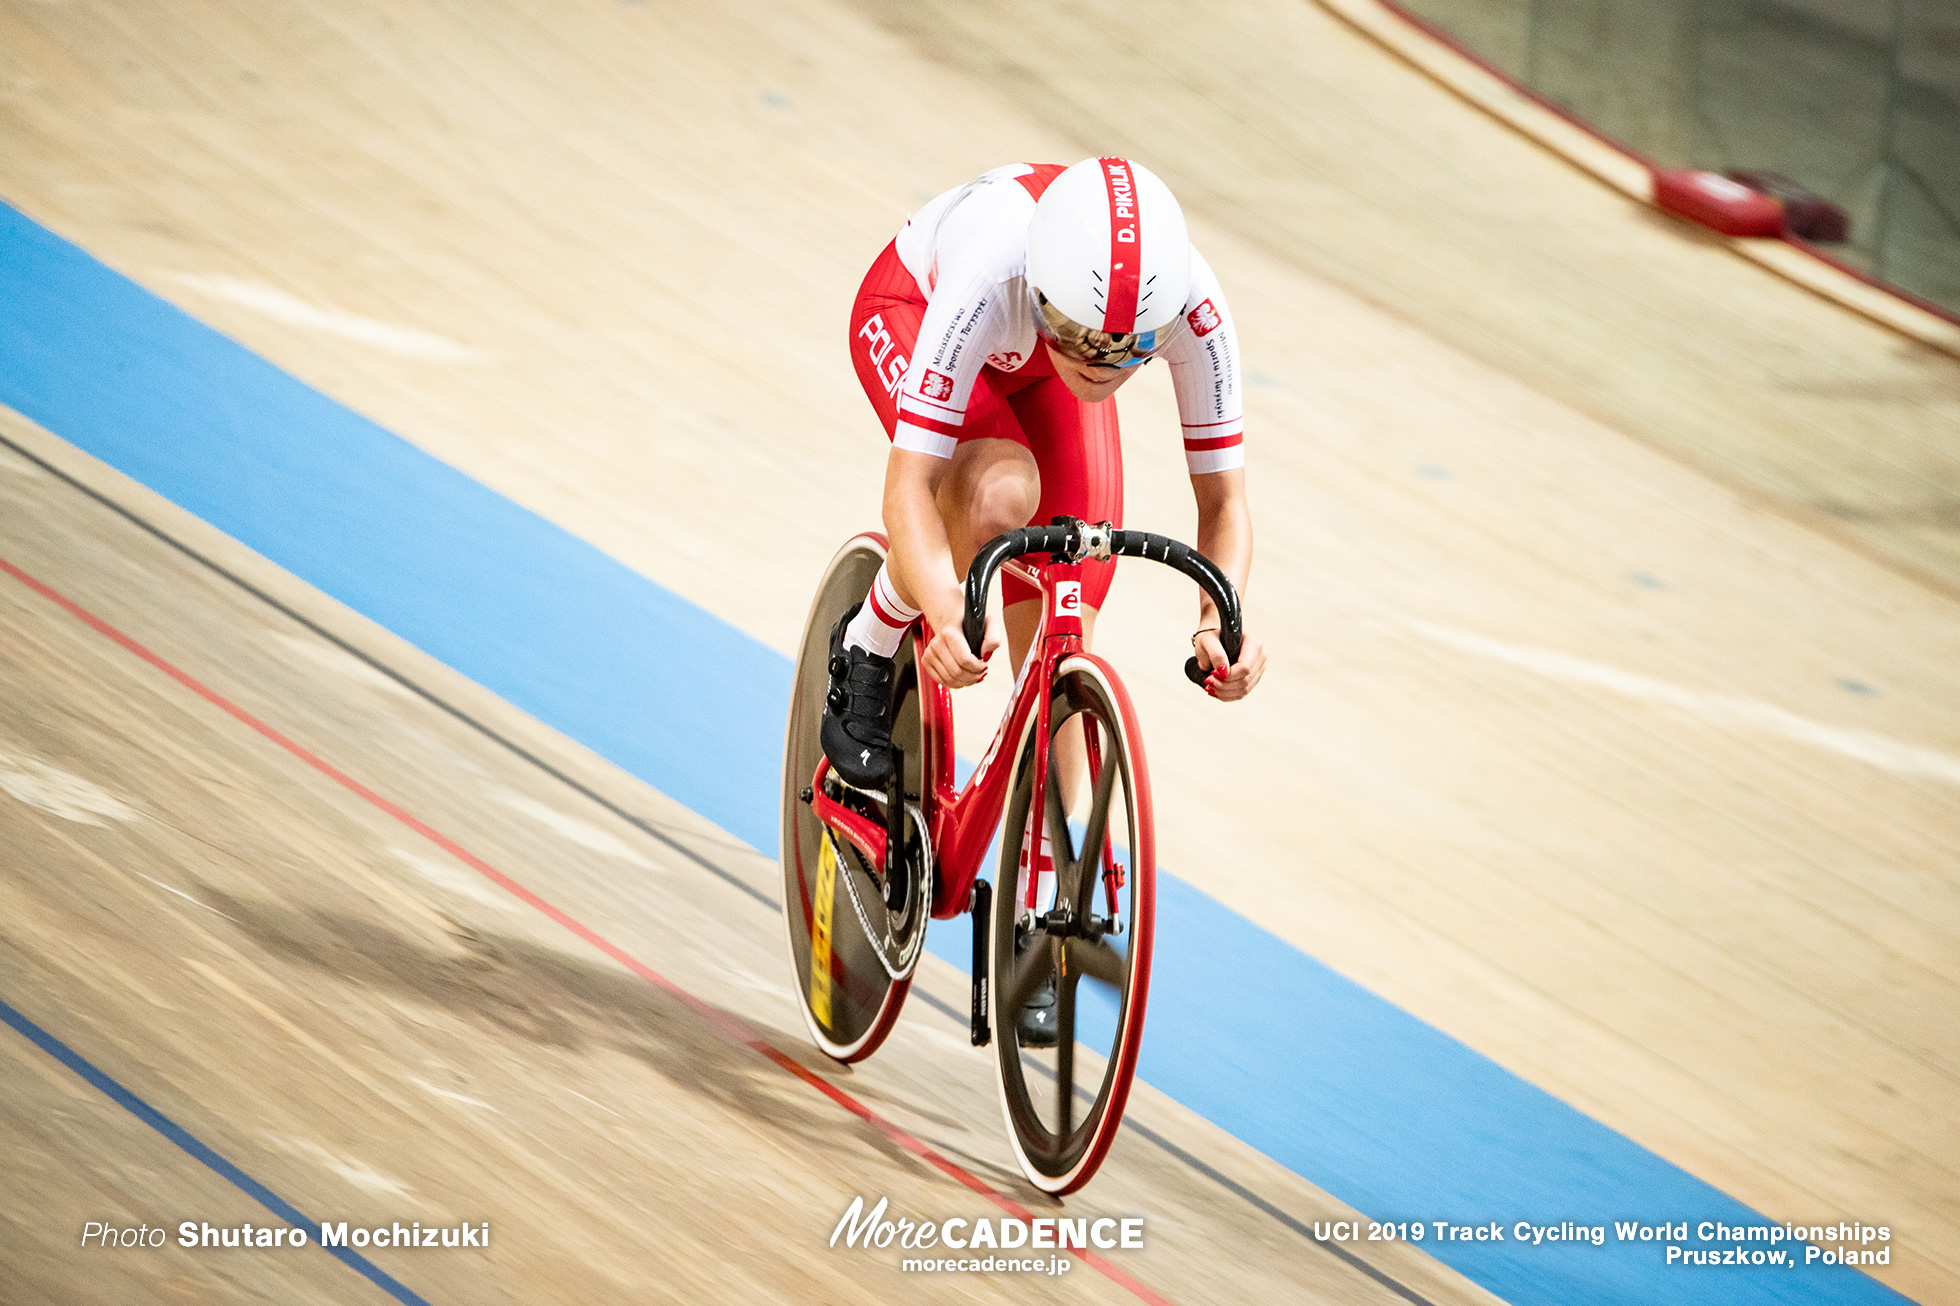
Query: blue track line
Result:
<box><xmin>0</xmin><ymin>199</ymin><xmax>1913</xmax><ymax>1306</ymax></box>
<box><xmin>0</xmin><ymin>995</ymin><xmax>432</xmax><ymax>1306</ymax></box>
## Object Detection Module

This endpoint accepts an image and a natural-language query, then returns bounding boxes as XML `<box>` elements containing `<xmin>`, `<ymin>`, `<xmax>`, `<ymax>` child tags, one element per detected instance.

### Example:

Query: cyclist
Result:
<box><xmin>824</xmin><ymin>156</ymin><xmax>1265</xmax><ymax>787</ymax></box>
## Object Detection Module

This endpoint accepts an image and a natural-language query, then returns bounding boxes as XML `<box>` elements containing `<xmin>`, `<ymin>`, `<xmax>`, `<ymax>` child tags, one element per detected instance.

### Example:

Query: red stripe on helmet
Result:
<box><xmin>1097</xmin><ymin>157</ymin><xmax>1141</xmax><ymax>333</ymax></box>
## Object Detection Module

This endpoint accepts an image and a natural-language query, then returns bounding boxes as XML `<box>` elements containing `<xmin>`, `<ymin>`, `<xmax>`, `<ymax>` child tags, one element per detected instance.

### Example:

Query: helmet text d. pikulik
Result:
<box><xmin>1024</xmin><ymin>157</ymin><xmax>1190</xmax><ymax>345</ymax></box>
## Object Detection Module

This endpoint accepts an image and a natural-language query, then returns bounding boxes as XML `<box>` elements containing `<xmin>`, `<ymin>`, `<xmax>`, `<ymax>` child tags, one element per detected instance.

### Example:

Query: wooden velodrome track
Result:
<box><xmin>1</xmin><ymin>0</ymin><xmax>1956</xmax><ymax>1303</ymax></box>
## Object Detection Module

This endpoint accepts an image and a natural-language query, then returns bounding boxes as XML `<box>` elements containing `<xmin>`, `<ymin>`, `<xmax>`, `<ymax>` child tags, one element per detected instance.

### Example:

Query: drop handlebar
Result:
<box><xmin>961</xmin><ymin>518</ymin><xmax>1243</xmax><ymax>687</ymax></box>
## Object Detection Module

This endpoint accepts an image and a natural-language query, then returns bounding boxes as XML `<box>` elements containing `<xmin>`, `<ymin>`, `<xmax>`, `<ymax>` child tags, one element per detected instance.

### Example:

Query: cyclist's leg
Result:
<box><xmin>847</xmin><ymin>244</ymin><xmax>1045</xmax><ymax>643</ymax></box>
<box><xmin>933</xmin><ymin>437</ymin><xmax>1039</xmax><ymax>583</ymax></box>
<box><xmin>844</xmin><ymin>241</ymin><xmax>927</xmax><ymax>656</ymax></box>
<box><xmin>832</xmin><ymin>245</ymin><xmax>1039</xmax><ymax>782</ymax></box>
<box><xmin>822</xmin><ymin>244</ymin><xmax>935</xmax><ymax>784</ymax></box>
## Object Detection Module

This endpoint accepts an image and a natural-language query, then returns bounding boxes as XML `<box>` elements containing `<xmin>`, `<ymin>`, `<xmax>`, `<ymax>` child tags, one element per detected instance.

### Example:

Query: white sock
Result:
<box><xmin>844</xmin><ymin>562</ymin><xmax>920</xmax><ymax>658</ymax></box>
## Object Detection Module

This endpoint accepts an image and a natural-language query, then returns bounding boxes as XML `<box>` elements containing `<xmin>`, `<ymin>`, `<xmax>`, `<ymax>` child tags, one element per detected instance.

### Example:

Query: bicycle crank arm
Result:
<box><xmin>883</xmin><ymin>745</ymin><xmax>907</xmax><ymax>912</ymax></box>
<box><xmin>969</xmin><ymin>880</ymin><xmax>991</xmax><ymax>1047</ymax></box>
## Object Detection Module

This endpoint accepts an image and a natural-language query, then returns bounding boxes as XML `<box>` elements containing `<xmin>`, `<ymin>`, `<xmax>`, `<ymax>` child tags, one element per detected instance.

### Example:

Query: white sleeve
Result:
<box><xmin>1161</xmin><ymin>248</ymin><xmax>1245</xmax><ymax>474</ymax></box>
<box><xmin>892</xmin><ymin>262</ymin><xmax>1014</xmax><ymax>458</ymax></box>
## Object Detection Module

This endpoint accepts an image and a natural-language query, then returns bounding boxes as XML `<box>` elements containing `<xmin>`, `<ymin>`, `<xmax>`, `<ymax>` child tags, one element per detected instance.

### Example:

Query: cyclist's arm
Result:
<box><xmin>1162</xmin><ymin>249</ymin><xmax>1244</xmax><ymax>476</ymax></box>
<box><xmin>1164</xmin><ymin>250</ymin><xmax>1264</xmax><ymax>700</ymax></box>
<box><xmin>1190</xmin><ymin>466</ymin><xmax>1264</xmax><ymax>699</ymax></box>
<box><xmin>880</xmin><ymin>261</ymin><xmax>1012</xmax><ymax>688</ymax></box>
<box><xmin>882</xmin><ymin>447</ymin><xmax>992</xmax><ymax>687</ymax></box>
<box><xmin>1193</xmin><ymin>466</ymin><xmax>1252</xmax><ymax>623</ymax></box>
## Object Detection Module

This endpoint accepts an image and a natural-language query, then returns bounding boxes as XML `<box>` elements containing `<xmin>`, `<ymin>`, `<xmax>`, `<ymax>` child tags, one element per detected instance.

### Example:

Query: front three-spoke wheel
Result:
<box><xmin>991</xmin><ymin>654</ymin><xmax>1154</xmax><ymax>1195</ymax></box>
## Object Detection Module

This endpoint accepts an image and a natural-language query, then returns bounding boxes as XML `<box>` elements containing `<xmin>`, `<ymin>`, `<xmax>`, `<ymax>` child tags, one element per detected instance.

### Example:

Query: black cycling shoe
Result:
<box><xmin>820</xmin><ymin>603</ymin><xmax>898</xmax><ymax>790</ymax></box>
<box><xmin>1017</xmin><ymin>975</ymin><xmax>1059</xmax><ymax>1048</ymax></box>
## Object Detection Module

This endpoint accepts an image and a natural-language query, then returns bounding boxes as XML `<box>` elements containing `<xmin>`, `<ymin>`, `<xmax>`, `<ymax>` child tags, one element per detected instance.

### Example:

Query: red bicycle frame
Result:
<box><xmin>789</xmin><ymin>515</ymin><xmax>1236</xmax><ymax>1189</ymax></box>
<box><xmin>924</xmin><ymin>555</ymin><xmax>1087</xmax><ymax>919</ymax></box>
<box><xmin>806</xmin><ymin>554</ymin><xmax>1089</xmax><ymax>919</ymax></box>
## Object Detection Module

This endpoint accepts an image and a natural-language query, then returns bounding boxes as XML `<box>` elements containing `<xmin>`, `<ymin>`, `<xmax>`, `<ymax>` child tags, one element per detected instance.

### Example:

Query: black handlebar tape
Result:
<box><xmin>962</xmin><ymin>523</ymin><xmax>1074</xmax><ymax>657</ymax></box>
<box><xmin>1111</xmin><ymin>531</ymin><xmax>1243</xmax><ymax>687</ymax></box>
<box><xmin>960</xmin><ymin>522</ymin><xmax>1242</xmax><ymax>693</ymax></box>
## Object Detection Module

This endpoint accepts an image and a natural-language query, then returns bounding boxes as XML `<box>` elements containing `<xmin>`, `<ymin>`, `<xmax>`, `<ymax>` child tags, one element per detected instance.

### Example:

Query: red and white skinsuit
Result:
<box><xmin>848</xmin><ymin>162</ymin><xmax>1245</xmax><ymax>616</ymax></box>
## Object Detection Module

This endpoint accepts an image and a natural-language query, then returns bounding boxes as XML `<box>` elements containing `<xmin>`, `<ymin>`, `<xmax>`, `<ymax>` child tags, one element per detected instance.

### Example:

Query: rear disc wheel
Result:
<box><xmin>780</xmin><ymin>536</ymin><xmax>928</xmax><ymax>1063</ymax></box>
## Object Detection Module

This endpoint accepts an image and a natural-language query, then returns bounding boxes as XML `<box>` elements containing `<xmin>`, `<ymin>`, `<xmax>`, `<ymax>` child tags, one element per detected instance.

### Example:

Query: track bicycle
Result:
<box><xmin>780</xmin><ymin>516</ymin><xmax>1242</xmax><ymax>1194</ymax></box>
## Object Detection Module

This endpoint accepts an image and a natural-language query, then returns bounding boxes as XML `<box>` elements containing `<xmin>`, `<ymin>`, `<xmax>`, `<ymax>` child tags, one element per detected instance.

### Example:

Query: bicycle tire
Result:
<box><xmin>779</xmin><ymin>534</ymin><xmax>927</xmax><ymax>1063</ymax></box>
<box><xmin>990</xmin><ymin>653</ymin><xmax>1155</xmax><ymax>1194</ymax></box>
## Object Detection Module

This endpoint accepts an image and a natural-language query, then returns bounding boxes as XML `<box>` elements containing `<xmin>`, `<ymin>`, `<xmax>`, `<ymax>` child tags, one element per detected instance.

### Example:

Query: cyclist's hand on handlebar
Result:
<box><xmin>1195</xmin><ymin>628</ymin><xmax>1266</xmax><ymax>702</ymax></box>
<box><xmin>924</xmin><ymin>612</ymin><xmax>1000</xmax><ymax>689</ymax></box>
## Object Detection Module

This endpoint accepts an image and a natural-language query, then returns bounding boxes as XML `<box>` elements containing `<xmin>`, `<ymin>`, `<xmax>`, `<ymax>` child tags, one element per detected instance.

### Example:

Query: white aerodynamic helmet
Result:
<box><xmin>1026</xmin><ymin>157</ymin><xmax>1191</xmax><ymax>368</ymax></box>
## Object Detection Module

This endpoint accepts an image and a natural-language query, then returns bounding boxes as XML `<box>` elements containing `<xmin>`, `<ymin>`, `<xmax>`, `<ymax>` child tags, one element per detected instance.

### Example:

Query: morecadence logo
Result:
<box><xmin>829</xmin><ymin>1194</ymin><xmax>1143</xmax><ymax>1257</ymax></box>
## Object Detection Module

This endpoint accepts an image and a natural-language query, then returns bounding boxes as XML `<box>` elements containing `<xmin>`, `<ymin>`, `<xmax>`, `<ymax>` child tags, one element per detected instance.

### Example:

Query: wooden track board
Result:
<box><xmin>0</xmin><ymin>413</ymin><xmax>1495</xmax><ymax>1306</ymax></box>
<box><xmin>0</xmin><ymin>0</ymin><xmax>1955</xmax><ymax>1300</ymax></box>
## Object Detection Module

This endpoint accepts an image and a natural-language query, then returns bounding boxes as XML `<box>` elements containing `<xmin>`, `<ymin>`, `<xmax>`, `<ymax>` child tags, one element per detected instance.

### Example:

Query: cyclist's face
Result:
<box><xmin>1046</xmin><ymin>343</ymin><xmax>1138</xmax><ymax>404</ymax></box>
